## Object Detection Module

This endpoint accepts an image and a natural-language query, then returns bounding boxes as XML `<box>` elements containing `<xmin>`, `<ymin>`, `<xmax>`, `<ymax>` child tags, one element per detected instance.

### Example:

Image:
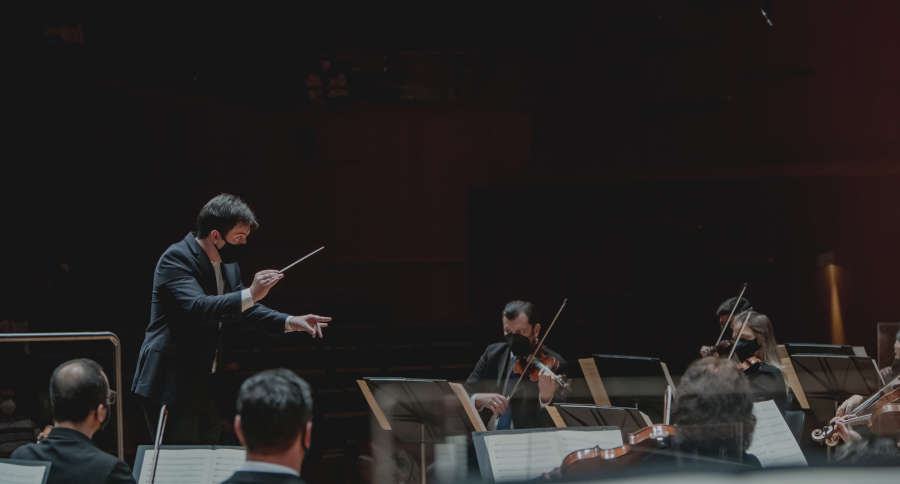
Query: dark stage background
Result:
<box><xmin>4</xmin><ymin>3</ymin><xmax>900</xmax><ymax>482</ymax></box>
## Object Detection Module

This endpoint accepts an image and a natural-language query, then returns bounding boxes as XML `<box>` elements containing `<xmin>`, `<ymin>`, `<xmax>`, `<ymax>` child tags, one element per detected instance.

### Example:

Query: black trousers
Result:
<box><xmin>138</xmin><ymin>375</ymin><xmax>221</xmax><ymax>445</ymax></box>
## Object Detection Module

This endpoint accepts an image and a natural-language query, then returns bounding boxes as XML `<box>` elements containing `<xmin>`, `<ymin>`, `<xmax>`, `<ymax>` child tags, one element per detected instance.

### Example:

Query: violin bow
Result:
<box><xmin>714</xmin><ymin>283</ymin><xmax>748</xmax><ymax>348</ymax></box>
<box><xmin>727</xmin><ymin>309</ymin><xmax>754</xmax><ymax>361</ymax></box>
<box><xmin>506</xmin><ymin>298</ymin><xmax>568</xmax><ymax>399</ymax></box>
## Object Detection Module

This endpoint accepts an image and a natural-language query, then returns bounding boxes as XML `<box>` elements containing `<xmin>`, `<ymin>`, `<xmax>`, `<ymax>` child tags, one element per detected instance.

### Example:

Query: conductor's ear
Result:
<box><xmin>234</xmin><ymin>415</ymin><xmax>246</xmax><ymax>447</ymax></box>
<box><xmin>303</xmin><ymin>421</ymin><xmax>312</xmax><ymax>451</ymax></box>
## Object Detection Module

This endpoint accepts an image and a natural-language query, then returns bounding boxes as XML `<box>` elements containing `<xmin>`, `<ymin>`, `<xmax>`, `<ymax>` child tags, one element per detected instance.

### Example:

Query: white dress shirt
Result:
<box><xmin>237</xmin><ymin>460</ymin><xmax>300</xmax><ymax>477</ymax></box>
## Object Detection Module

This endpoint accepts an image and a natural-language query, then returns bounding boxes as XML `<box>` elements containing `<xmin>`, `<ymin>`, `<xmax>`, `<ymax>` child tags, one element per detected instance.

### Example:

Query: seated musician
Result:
<box><xmin>728</xmin><ymin>309</ymin><xmax>790</xmax><ymax>410</ymax></box>
<box><xmin>699</xmin><ymin>296</ymin><xmax>753</xmax><ymax>357</ymax></box>
<box><xmin>222</xmin><ymin>369</ymin><xmax>313</xmax><ymax>484</ymax></box>
<box><xmin>880</xmin><ymin>329</ymin><xmax>900</xmax><ymax>383</ymax></box>
<box><xmin>465</xmin><ymin>300</ymin><xmax>567</xmax><ymax>429</ymax></box>
<box><xmin>831</xmin><ymin>417</ymin><xmax>900</xmax><ymax>465</ymax></box>
<box><xmin>645</xmin><ymin>357</ymin><xmax>761</xmax><ymax>468</ymax></box>
<box><xmin>11</xmin><ymin>359</ymin><xmax>136</xmax><ymax>484</ymax></box>
<box><xmin>834</xmin><ymin>330</ymin><xmax>900</xmax><ymax>419</ymax></box>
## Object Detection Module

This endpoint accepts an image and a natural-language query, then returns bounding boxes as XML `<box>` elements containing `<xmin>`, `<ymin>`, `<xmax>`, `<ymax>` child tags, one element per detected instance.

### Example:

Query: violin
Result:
<box><xmin>811</xmin><ymin>378</ymin><xmax>900</xmax><ymax>446</ymax></box>
<box><xmin>558</xmin><ymin>386</ymin><xmax>676</xmax><ymax>477</ymax></box>
<box><xmin>513</xmin><ymin>345</ymin><xmax>567</xmax><ymax>387</ymax></box>
<box><xmin>737</xmin><ymin>355</ymin><xmax>762</xmax><ymax>372</ymax></box>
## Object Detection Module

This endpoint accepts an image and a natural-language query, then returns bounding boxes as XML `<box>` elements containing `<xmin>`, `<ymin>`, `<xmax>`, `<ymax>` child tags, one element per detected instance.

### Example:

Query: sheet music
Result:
<box><xmin>137</xmin><ymin>449</ymin><xmax>213</xmax><ymax>484</ymax></box>
<box><xmin>0</xmin><ymin>462</ymin><xmax>47</xmax><ymax>484</ymax></box>
<box><xmin>484</xmin><ymin>429</ymin><xmax>622</xmax><ymax>482</ymax></box>
<box><xmin>746</xmin><ymin>400</ymin><xmax>808</xmax><ymax>468</ymax></box>
<box><xmin>211</xmin><ymin>449</ymin><xmax>246</xmax><ymax>483</ymax></box>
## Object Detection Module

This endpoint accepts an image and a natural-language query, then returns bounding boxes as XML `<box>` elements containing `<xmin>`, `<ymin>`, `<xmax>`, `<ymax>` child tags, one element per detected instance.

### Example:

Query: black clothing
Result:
<box><xmin>10</xmin><ymin>427</ymin><xmax>135</xmax><ymax>484</ymax></box>
<box><xmin>465</xmin><ymin>342</ymin><xmax>567</xmax><ymax>429</ymax></box>
<box><xmin>221</xmin><ymin>471</ymin><xmax>306</xmax><ymax>484</ymax></box>
<box><xmin>639</xmin><ymin>447</ymin><xmax>762</xmax><ymax>470</ymax></box>
<box><xmin>744</xmin><ymin>362</ymin><xmax>788</xmax><ymax>410</ymax></box>
<box><xmin>132</xmin><ymin>233</ymin><xmax>290</xmax><ymax>441</ymax></box>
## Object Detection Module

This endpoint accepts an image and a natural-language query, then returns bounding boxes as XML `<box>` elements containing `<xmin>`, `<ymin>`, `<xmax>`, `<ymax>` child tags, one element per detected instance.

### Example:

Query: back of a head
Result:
<box><xmin>50</xmin><ymin>358</ymin><xmax>108</xmax><ymax>424</ymax></box>
<box><xmin>673</xmin><ymin>357</ymin><xmax>756</xmax><ymax>458</ymax></box>
<box><xmin>237</xmin><ymin>369</ymin><xmax>313</xmax><ymax>454</ymax></box>
<box><xmin>195</xmin><ymin>193</ymin><xmax>259</xmax><ymax>238</ymax></box>
<box><xmin>716</xmin><ymin>296</ymin><xmax>752</xmax><ymax>318</ymax></box>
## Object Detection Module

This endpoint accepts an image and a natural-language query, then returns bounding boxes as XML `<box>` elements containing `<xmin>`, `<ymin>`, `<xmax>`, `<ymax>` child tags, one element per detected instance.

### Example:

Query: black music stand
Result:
<box><xmin>788</xmin><ymin>354</ymin><xmax>883</xmax><ymax>424</ymax></box>
<box><xmin>578</xmin><ymin>354</ymin><xmax>675</xmax><ymax>423</ymax></box>
<box><xmin>783</xmin><ymin>343</ymin><xmax>862</xmax><ymax>357</ymax></box>
<box><xmin>548</xmin><ymin>403</ymin><xmax>649</xmax><ymax>435</ymax></box>
<box><xmin>357</xmin><ymin>377</ymin><xmax>484</xmax><ymax>484</ymax></box>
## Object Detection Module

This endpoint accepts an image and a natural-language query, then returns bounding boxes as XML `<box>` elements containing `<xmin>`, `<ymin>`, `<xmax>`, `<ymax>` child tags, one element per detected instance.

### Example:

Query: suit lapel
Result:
<box><xmin>497</xmin><ymin>345</ymin><xmax>512</xmax><ymax>392</ymax></box>
<box><xmin>184</xmin><ymin>233</ymin><xmax>217</xmax><ymax>295</ymax></box>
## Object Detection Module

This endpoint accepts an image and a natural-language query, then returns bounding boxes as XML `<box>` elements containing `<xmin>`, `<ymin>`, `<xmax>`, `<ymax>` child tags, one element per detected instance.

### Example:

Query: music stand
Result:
<box><xmin>783</xmin><ymin>343</ymin><xmax>866</xmax><ymax>357</ymax></box>
<box><xmin>577</xmin><ymin>354</ymin><xmax>675</xmax><ymax>423</ymax></box>
<box><xmin>788</xmin><ymin>354</ymin><xmax>883</xmax><ymax>424</ymax></box>
<box><xmin>547</xmin><ymin>403</ymin><xmax>651</xmax><ymax>434</ymax></box>
<box><xmin>357</xmin><ymin>377</ymin><xmax>485</xmax><ymax>483</ymax></box>
<box><xmin>149</xmin><ymin>404</ymin><xmax>168</xmax><ymax>484</ymax></box>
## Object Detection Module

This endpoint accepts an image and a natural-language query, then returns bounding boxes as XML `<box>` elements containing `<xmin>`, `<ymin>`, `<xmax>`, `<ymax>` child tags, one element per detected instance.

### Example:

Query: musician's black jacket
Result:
<box><xmin>465</xmin><ymin>342</ymin><xmax>567</xmax><ymax>429</ymax></box>
<box><xmin>745</xmin><ymin>362</ymin><xmax>789</xmax><ymax>411</ymax></box>
<box><xmin>221</xmin><ymin>471</ymin><xmax>306</xmax><ymax>484</ymax></box>
<box><xmin>131</xmin><ymin>233</ymin><xmax>290</xmax><ymax>405</ymax></box>
<box><xmin>10</xmin><ymin>427</ymin><xmax>136</xmax><ymax>484</ymax></box>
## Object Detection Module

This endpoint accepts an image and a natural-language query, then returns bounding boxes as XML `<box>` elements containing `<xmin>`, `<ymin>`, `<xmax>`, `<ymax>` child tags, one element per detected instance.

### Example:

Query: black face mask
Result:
<box><xmin>891</xmin><ymin>358</ymin><xmax>900</xmax><ymax>376</ymax></box>
<box><xmin>218</xmin><ymin>240</ymin><xmax>247</xmax><ymax>263</ymax></box>
<box><xmin>506</xmin><ymin>333</ymin><xmax>533</xmax><ymax>358</ymax></box>
<box><xmin>733</xmin><ymin>338</ymin><xmax>761</xmax><ymax>361</ymax></box>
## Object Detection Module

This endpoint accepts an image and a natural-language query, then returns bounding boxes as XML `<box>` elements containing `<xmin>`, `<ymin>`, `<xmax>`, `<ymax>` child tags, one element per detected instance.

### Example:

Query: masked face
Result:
<box><xmin>217</xmin><ymin>239</ymin><xmax>247</xmax><ymax>263</ymax></box>
<box><xmin>733</xmin><ymin>338</ymin><xmax>761</xmax><ymax>361</ymax></box>
<box><xmin>506</xmin><ymin>333</ymin><xmax>533</xmax><ymax>357</ymax></box>
<box><xmin>214</xmin><ymin>225</ymin><xmax>250</xmax><ymax>263</ymax></box>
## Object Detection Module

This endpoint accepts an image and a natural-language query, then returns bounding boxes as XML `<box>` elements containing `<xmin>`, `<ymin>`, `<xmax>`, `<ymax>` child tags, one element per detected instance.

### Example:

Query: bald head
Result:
<box><xmin>50</xmin><ymin>358</ymin><xmax>109</xmax><ymax>424</ymax></box>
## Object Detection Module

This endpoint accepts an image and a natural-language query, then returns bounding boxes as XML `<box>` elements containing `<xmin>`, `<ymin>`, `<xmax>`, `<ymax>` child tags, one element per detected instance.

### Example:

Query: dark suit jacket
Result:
<box><xmin>221</xmin><ymin>471</ymin><xmax>306</xmax><ymax>484</ymax></box>
<box><xmin>132</xmin><ymin>233</ymin><xmax>290</xmax><ymax>405</ymax></box>
<box><xmin>746</xmin><ymin>362</ymin><xmax>788</xmax><ymax>410</ymax></box>
<box><xmin>10</xmin><ymin>427</ymin><xmax>135</xmax><ymax>484</ymax></box>
<box><xmin>465</xmin><ymin>342</ymin><xmax>567</xmax><ymax>429</ymax></box>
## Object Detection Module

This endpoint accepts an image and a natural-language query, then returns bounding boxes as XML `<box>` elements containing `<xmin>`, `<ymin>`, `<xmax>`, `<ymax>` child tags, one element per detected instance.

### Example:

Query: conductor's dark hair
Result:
<box><xmin>672</xmin><ymin>357</ymin><xmax>756</xmax><ymax>458</ymax></box>
<box><xmin>195</xmin><ymin>193</ymin><xmax>259</xmax><ymax>238</ymax></box>
<box><xmin>715</xmin><ymin>296</ymin><xmax>752</xmax><ymax>318</ymax></box>
<box><xmin>49</xmin><ymin>358</ymin><xmax>109</xmax><ymax>424</ymax></box>
<box><xmin>503</xmin><ymin>300</ymin><xmax>537</xmax><ymax>326</ymax></box>
<box><xmin>237</xmin><ymin>369</ymin><xmax>313</xmax><ymax>453</ymax></box>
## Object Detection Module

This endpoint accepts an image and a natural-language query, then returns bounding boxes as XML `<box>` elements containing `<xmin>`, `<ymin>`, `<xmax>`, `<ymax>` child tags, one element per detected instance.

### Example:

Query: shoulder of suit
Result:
<box><xmin>9</xmin><ymin>442</ymin><xmax>38</xmax><ymax>459</ymax></box>
<box><xmin>484</xmin><ymin>341</ymin><xmax>509</xmax><ymax>355</ymax></box>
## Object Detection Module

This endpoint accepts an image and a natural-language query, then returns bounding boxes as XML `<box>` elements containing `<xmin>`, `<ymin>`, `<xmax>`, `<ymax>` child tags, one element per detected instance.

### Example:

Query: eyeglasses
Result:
<box><xmin>107</xmin><ymin>390</ymin><xmax>117</xmax><ymax>406</ymax></box>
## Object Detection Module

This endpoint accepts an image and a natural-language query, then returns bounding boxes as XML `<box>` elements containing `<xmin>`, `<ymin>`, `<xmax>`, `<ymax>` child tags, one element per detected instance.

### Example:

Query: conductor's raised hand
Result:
<box><xmin>250</xmin><ymin>269</ymin><xmax>284</xmax><ymax>302</ymax></box>
<box><xmin>287</xmin><ymin>314</ymin><xmax>332</xmax><ymax>338</ymax></box>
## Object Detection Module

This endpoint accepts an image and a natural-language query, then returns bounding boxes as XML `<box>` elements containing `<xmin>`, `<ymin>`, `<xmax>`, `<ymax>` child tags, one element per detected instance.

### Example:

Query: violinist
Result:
<box><xmin>465</xmin><ymin>300</ymin><xmax>567</xmax><ymax>429</ymax></box>
<box><xmin>879</xmin><ymin>329</ymin><xmax>900</xmax><ymax>383</ymax></box>
<box><xmin>699</xmin><ymin>295</ymin><xmax>752</xmax><ymax>358</ymax></box>
<box><xmin>727</xmin><ymin>309</ymin><xmax>790</xmax><ymax>410</ymax></box>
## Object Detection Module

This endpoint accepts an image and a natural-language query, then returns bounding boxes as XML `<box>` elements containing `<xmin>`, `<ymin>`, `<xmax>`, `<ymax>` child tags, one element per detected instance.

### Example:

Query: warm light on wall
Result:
<box><xmin>827</xmin><ymin>263</ymin><xmax>845</xmax><ymax>344</ymax></box>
